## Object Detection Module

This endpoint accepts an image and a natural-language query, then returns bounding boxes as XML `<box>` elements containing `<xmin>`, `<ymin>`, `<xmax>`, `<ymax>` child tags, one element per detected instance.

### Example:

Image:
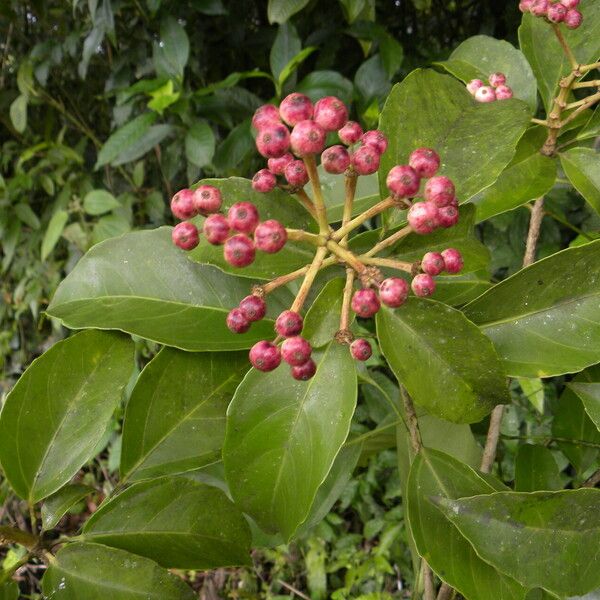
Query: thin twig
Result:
<box><xmin>480</xmin><ymin>405</ymin><xmax>505</xmax><ymax>474</ymax></box>
<box><xmin>582</xmin><ymin>468</ymin><xmax>600</xmax><ymax>488</ymax></box>
<box><xmin>332</xmin><ymin>196</ymin><xmax>396</xmax><ymax>241</ymax></box>
<box><xmin>303</xmin><ymin>155</ymin><xmax>330</xmax><ymax>235</ymax></box>
<box><xmin>277</xmin><ymin>579</ymin><xmax>311</xmax><ymax>600</ymax></box>
<box><xmin>523</xmin><ymin>198</ymin><xmax>545</xmax><ymax>267</ymax></box>
<box><xmin>551</xmin><ymin>24</ymin><xmax>578</xmax><ymax>70</ymax></box>
<box><xmin>290</xmin><ymin>246</ymin><xmax>329</xmax><ymax>313</ymax></box>
<box><xmin>365</xmin><ymin>225</ymin><xmax>412</xmax><ymax>258</ymax></box>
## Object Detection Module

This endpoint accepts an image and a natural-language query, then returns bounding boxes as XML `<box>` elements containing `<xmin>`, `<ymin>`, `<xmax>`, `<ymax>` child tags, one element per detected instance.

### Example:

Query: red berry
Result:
<box><xmin>467</xmin><ymin>79</ymin><xmax>484</xmax><ymax>96</ymax></box>
<box><xmin>488</xmin><ymin>72</ymin><xmax>506</xmax><ymax>88</ymax></box>
<box><xmin>564</xmin><ymin>8</ymin><xmax>582</xmax><ymax>28</ymax></box>
<box><xmin>411</xmin><ymin>274</ymin><xmax>436</xmax><ymax>297</ymax></box>
<box><xmin>254</xmin><ymin>220</ymin><xmax>287</xmax><ymax>254</ymax></box>
<box><xmin>291</xmin><ymin>358</ymin><xmax>317</xmax><ymax>381</ymax></box>
<box><xmin>519</xmin><ymin>0</ymin><xmax>534</xmax><ymax>12</ymax></box>
<box><xmin>379</xmin><ymin>277</ymin><xmax>409</xmax><ymax>308</ymax></box>
<box><xmin>203</xmin><ymin>214</ymin><xmax>230</xmax><ymax>245</ymax></box>
<box><xmin>547</xmin><ymin>2</ymin><xmax>567</xmax><ymax>21</ymax></box>
<box><xmin>313</xmin><ymin>96</ymin><xmax>348</xmax><ymax>131</ymax></box>
<box><xmin>252</xmin><ymin>104</ymin><xmax>280</xmax><ymax>130</ymax></box>
<box><xmin>228</xmin><ymin>202</ymin><xmax>260</xmax><ymax>234</ymax></box>
<box><xmin>560</xmin><ymin>0</ymin><xmax>579</xmax><ymax>8</ymax></box>
<box><xmin>424</xmin><ymin>176</ymin><xmax>455</xmax><ymax>207</ymax></box>
<box><xmin>351</xmin><ymin>288</ymin><xmax>381</xmax><ymax>318</ymax></box>
<box><xmin>284</xmin><ymin>159</ymin><xmax>309</xmax><ymax>187</ymax></box>
<box><xmin>281</xmin><ymin>336</ymin><xmax>312</xmax><ymax>366</ymax></box>
<box><xmin>290</xmin><ymin>119</ymin><xmax>327</xmax><ymax>156</ymax></box>
<box><xmin>268</xmin><ymin>153</ymin><xmax>294</xmax><ymax>175</ymax></box>
<box><xmin>172</xmin><ymin>222</ymin><xmax>199</xmax><ymax>251</ymax></box>
<box><xmin>239</xmin><ymin>295</ymin><xmax>267</xmax><ymax>322</ymax></box>
<box><xmin>361</xmin><ymin>130</ymin><xmax>388</xmax><ymax>155</ymax></box>
<box><xmin>441</xmin><ymin>248</ymin><xmax>464</xmax><ymax>274</ymax></box>
<box><xmin>223</xmin><ymin>234</ymin><xmax>255</xmax><ymax>267</ymax></box>
<box><xmin>321</xmin><ymin>145</ymin><xmax>351</xmax><ymax>174</ymax></box>
<box><xmin>350</xmin><ymin>338</ymin><xmax>372</xmax><ymax>361</ymax></box>
<box><xmin>475</xmin><ymin>86</ymin><xmax>496</xmax><ymax>103</ymax></box>
<box><xmin>256</xmin><ymin>122</ymin><xmax>291</xmax><ymax>158</ymax></box>
<box><xmin>437</xmin><ymin>205</ymin><xmax>460</xmax><ymax>228</ymax></box>
<box><xmin>530</xmin><ymin>0</ymin><xmax>549</xmax><ymax>16</ymax></box>
<box><xmin>227</xmin><ymin>308</ymin><xmax>250</xmax><ymax>334</ymax></box>
<box><xmin>351</xmin><ymin>145</ymin><xmax>380</xmax><ymax>176</ymax></box>
<box><xmin>193</xmin><ymin>185</ymin><xmax>222</xmax><ymax>215</ymax></box>
<box><xmin>386</xmin><ymin>165</ymin><xmax>421</xmax><ymax>198</ymax></box>
<box><xmin>495</xmin><ymin>85</ymin><xmax>514</xmax><ymax>100</ymax></box>
<box><xmin>275</xmin><ymin>310</ymin><xmax>303</xmax><ymax>337</ymax></box>
<box><xmin>407</xmin><ymin>201</ymin><xmax>439</xmax><ymax>235</ymax></box>
<box><xmin>421</xmin><ymin>252</ymin><xmax>445</xmax><ymax>276</ymax></box>
<box><xmin>170</xmin><ymin>189</ymin><xmax>197</xmax><ymax>220</ymax></box>
<box><xmin>279</xmin><ymin>93</ymin><xmax>313</xmax><ymax>126</ymax></box>
<box><xmin>249</xmin><ymin>341</ymin><xmax>281</xmax><ymax>372</ymax></box>
<box><xmin>409</xmin><ymin>148</ymin><xmax>440</xmax><ymax>178</ymax></box>
<box><xmin>252</xmin><ymin>169</ymin><xmax>277</xmax><ymax>193</ymax></box>
<box><xmin>338</xmin><ymin>121</ymin><xmax>363</xmax><ymax>145</ymax></box>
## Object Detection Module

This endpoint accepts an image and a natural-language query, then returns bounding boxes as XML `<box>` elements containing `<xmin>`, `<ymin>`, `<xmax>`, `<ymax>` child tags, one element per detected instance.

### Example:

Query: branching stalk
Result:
<box><xmin>332</xmin><ymin>197</ymin><xmax>396</xmax><ymax>241</ymax></box>
<box><xmin>326</xmin><ymin>240</ymin><xmax>367</xmax><ymax>276</ymax></box>
<box><xmin>290</xmin><ymin>246</ymin><xmax>329</xmax><ymax>313</ymax></box>
<box><xmin>285</xmin><ymin>229</ymin><xmax>324</xmax><ymax>246</ymax></box>
<box><xmin>260</xmin><ymin>256</ymin><xmax>337</xmax><ymax>295</ymax></box>
<box><xmin>364</xmin><ymin>225</ymin><xmax>413</xmax><ymax>258</ymax></box>
<box><xmin>360</xmin><ymin>256</ymin><xmax>413</xmax><ymax>273</ymax></box>
<box><xmin>303</xmin><ymin>155</ymin><xmax>331</xmax><ymax>235</ymax></box>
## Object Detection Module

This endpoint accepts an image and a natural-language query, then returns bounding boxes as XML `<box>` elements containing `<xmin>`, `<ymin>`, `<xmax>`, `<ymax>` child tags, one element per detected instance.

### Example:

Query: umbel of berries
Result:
<box><xmin>467</xmin><ymin>72</ymin><xmax>514</xmax><ymax>103</ymax></box>
<box><xmin>519</xmin><ymin>0</ymin><xmax>583</xmax><ymax>29</ymax></box>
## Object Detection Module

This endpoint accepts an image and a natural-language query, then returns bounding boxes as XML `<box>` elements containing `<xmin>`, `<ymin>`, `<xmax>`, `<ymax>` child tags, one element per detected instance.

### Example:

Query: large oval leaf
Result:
<box><xmin>83</xmin><ymin>478</ymin><xmax>251</xmax><ymax>569</ymax></box>
<box><xmin>377</xmin><ymin>301</ymin><xmax>509</xmax><ymax>423</ymax></box>
<box><xmin>47</xmin><ymin>228</ymin><xmax>282</xmax><ymax>351</ymax></box>
<box><xmin>223</xmin><ymin>341</ymin><xmax>357</xmax><ymax>540</ymax></box>
<box><xmin>561</xmin><ymin>148</ymin><xmax>600</xmax><ymax>216</ymax></box>
<box><xmin>0</xmin><ymin>330</ymin><xmax>133</xmax><ymax>503</ymax></box>
<box><xmin>121</xmin><ymin>348</ymin><xmax>247</xmax><ymax>482</ymax></box>
<box><xmin>464</xmin><ymin>241</ymin><xmax>600</xmax><ymax>377</ymax></box>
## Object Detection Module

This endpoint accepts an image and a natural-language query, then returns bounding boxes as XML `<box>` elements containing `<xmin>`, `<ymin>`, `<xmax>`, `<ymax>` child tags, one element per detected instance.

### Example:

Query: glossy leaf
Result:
<box><xmin>83</xmin><ymin>478</ymin><xmax>251</xmax><ymax>568</ymax></box>
<box><xmin>464</xmin><ymin>241</ymin><xmax>600</xmax><ymax>377</ymax></box>
<box><xmin>434</xmin><ymin>489</ymin><xmax>600</xmax><ymax>597</ymax></box>
<box><xmin>42</xmin><ymin>543</ymin><xmax>195</xmax><ymax>599</ymax></box>
<box><xmin>223</xmin><ymin>341</ymin><xmax>357</xmax><ymax>540</ymax></box>
<box><xmin>377</xmin><ymin>301</ymin><xmax>509</xmax><ymax>423</ymax></box>
<box><xmin>569</xmin><ymin>382</ymin><xmax>600</xmax><ymax>432</ymax></box>
<box><xmin>9</xmin><ymin>94</ymin><xmax>27</xmax><ymax>133</ymax></box>
<box><xmin>514</xmin><ymin>445</ymin><xmax>562</xmax><ymax>492</ymax></box>
<box><xmin>303</xmin><ymin>278</ymin><xmax>350</xmax><ymax>347</ymax></box>
<box><xmin>268</xmin><ymin>0</ymin><xmax>310</xmax><ymax>24</ymax></box>
<box><xmin>121</xmin><ymin>348</ymin><xmax>247</xmax><ymax>481</ymax></box>
<box><xmin>0</xmin><ymin>330</ymin><xmax>133</xmax><ymax>503</ymax></box>
<box><xmin>47</xmin><ymin>228</ymin><xmax>280</xmax><ymax>351</ymax></box>
<box><xmin>42</xmin><ymin>484</ymin><xmax>94</xmax><ymax>530</ymax></box>
<box><xmin>561</xmin><ymin>148</ymin><xmax>600</xmax><ymax>215</ymax></box>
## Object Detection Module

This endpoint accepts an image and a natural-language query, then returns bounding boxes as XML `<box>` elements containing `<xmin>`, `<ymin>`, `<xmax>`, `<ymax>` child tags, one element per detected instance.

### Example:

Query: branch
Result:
<box><xmin>260</xmin><ymin>256</ymin><xmax>337</xmax><ymax>295</ymax></box>
<box><xmin>560</xmin><ymin>90</ymin><xmax>600</xmax><ymax>128</ymax></box>
<box><xmin>551</xmin><ymin>23</ymin><xmax>578</xmax><ymax>70</ymax></box>
<box><xmin>285</xmin><ymin>229</ymin><xmax>323</xmax><ymax>246</ymax></box>
<box><xmin>523</xmin><ymin>198</ymin><xmax>545</xmax><ymax>267</ymax></box>
<box><xmin>290</xmin><ymin>246</ymin><xmax>329</xmax><ymax>313</ymax></box>
<box><xmin>326</xmin><ymin>240</ymin><xmax>367</xmax><ymax>276</ymax></box>
<box><xmin>360</xmin><ymin>255</ymin><xmax>413</xmax><ymax>273</ymax></box>
<box><xmin>331</xmin><ymin>196</ymin><xmax>397</xmax><ymax>241</ymax></box>
<box><xmin>364</xmin><ymin>225</ymin><xmax>413</xmax><ymax>258</ymax></box>
<box><xmin>303</xmin><ymin>155</ymin><xmax>331</xmax><ymax>235</ymax></box>
<box><xmin>572</xmin><ymin>79</ymin><xmax>600</xmax><ymax>89</ymax></box>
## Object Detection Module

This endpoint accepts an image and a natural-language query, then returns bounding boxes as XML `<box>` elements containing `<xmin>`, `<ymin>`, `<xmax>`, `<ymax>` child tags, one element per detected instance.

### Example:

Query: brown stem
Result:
<box><xmin>339</xmin><ymin>269</ymin><xmax>355</xmax><ymax>334</ymax></box>
<box><xmin>480</xmin><ymin>405</ymin><xmax>505</xmax><ymax>474</ymax></box>
<box><xmin>0</xmin><ymin>526</ymin><xmax>38</xmax><ymax>549</ymax></box>
<box><xmin>326</xmin><ymin>240</ymin><xmax>367</xmax><ymax>276</ymax></box>
<box><xmin>551</xmin><ymin>23</ymin><xmax>578</xmax><ymax>70</ymax></box>
<box><xmin>531</xmin><ymin>118</ymin><xmax>548</xmax><ymax>126</ymax></box>
<box><xmin>303</xmin><ymin>155</ymin><xmax>330</xmax><ymax>235</ymax></box>
<box><xmin>360</xmin><ymin>256</ymin><xmax>413</xmax><ymax>273</ymax></box>
<box><xmin>332</xmin><ymin>197</ymin><xmax>396</xmax><ymax>242</ymax></box>
<box><xmin>342</xmin><ymin>175</ymin><xmax>358</xmax><ymax>241</ymax></box>
<box><xmin>523</xmin><ymin>198</ymin><xmax>545</xmax><ymax>267</ymax></box>
<box><xmin>582</xmin><ymin>468</ymin><xmax>600</xmax><ymax>488</ymax></box>
<box><xmin>338</xmin><ymin>175</ymin><xmax>358</xmax><ymax>334</ymax></box>
<box><xmin>290</xmin><ymin>246</ymin><xmax>329</xmax><ymax>313</ymax></box>
<box><xmin>365</xmin><ymin>225</ymin><xmax>413</xmax><ymax>258</ymax></box>
<box><xmin>436</xmin><ymin>584</ymin><xmax>454</xmax><ymax>600</ymax></box>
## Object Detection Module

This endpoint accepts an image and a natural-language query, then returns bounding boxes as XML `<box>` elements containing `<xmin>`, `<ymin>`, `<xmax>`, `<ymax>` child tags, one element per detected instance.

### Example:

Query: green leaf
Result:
<box><xmin>577</xmin><ymin>105</ymin><xmax>600</xmax><ymax>141</ymax></box>
<box><xmin>83</xmin><ymin>478</ymin><xmax>251</xmax><ymax>568</ymax></box>
<box><xmin>0</xmin><ymin>582</ymin><xmax>18</xmax><ymax>600</ymax></box>
<box><xmin>378</xmin><ymin>69</ymin><xmax>531</xmax><ymax>203</ymax></box>
<box><xmin>47</xmin><ymin>228</ymin><xmax>280</xmax><ymax>351</ymax></box>
<box><xmin>569</xmin><ymin>382</ymin><xmax>600</xmax><ymax>432</ymax></box>
<box><xmin>514</xmin><ymin>445</ymin><xmax>562</xmax><ymax>491</ymax></box>
<box><xmin>111</xmin><ymin>124</ymin><xmax>173</xmax><ymax>167</ymax></box>
<box><xmin>319</xmin><ymin>168</ymin><xmax>380</xmax><ymax>222</ymax></box>
<box><xmin>377</xmin><ymin>301</ymin><xmax>509</xmax><ymax>423</ymax></box>
<box><xmin>406</xmin><ymin>448</ymin><xmax>525</xmax><ymax>600</ymax></box>
<box><xmin>147</xmin><ymin>80</ymin><xmax>180</xmax><ymax>114</ymax></box>
<box><xmin>184</xmin><ymin>121</ymin><xmax>215</xmax><ymax>167</ymax></box>
<box><xmin>464</xmin><ymin>241</ymin><xmax>600</xmax><ymax>377</ymax></box>
<box><xmin>268</xmin><ymin>0</ymin><xmax>310</xmax><ymax>24</ymax></box>
<box><xmin>121</xmin><ymin>348</ymin><xmax>247</xmax><ymax>481</ymax></box>
<box><xmin>517</xmin><ymin>377</ymin><xmax>545</xmax><ymax>413</ymax></box>
<box><xmin>278</xmin><ymin>47</ymin><xmax>318</xmax><ymax>89</ymax></box>
<box><xmin>213</xmin><ymin>120</ymin><xmax>255</xmax><ymax>172</ymax></box>
<box><xmin>434</xmin><ymin>489</ymin><xmax>600</xmax><ymax>597</ymax></box>
<box><xmin>41</xmin><ymin>484</ymin><xmax>93</xmax><ymax>530</ymax></box>
<box><xmin>223</xmin><ymin>341</ymin><xmax>357</xmax><ymax>540</ymax></box>
<box><xmin>14</xmin><ymin>202</ymin><xmax>40</xmax><ymax>229</ymax></box>
<box><xmin>92</xmin><ymin>213</ymin><xmax>131</xmax><ymax>244</ymax></box>
<box><xmin>437</xmin><ymin>35</ymin><xmax>537</xmax><ymax>112</ymax></box>
<box><xmin>9</xmin><ymin>94</ymin><xmax>28</xmax><ymax>133</ymax></box>
<box><xmin>0</xmin><ymin>331</ymin><xmax>133</xmax><ymax>503</ymax></box>
<box><xmin>153</xmin><ymin>16</ymin><xmax>189</xmax><ymax>80</ymax></box>
<box><xmin>303</xmin><ymin>278</ymin><xmax>351</xmax><ymax>347</ymax></box>
<box><xmin>270</xmin><ymin>23</ymin><xmax>301</xmax><ymax>81</ymax></box>
<box><xmin>297</xmin><ymin>71</ymin><xmax>354</xmax><ymax>105</ymax></box>
<box><xmin>561</xmin><ymin>148</ymin><xmax>600</xmax><ymax>215</ymax></box>
<box><xmin>83</xmin><ymin>189</ymin><xmax>120</xmax><ymax>216</ymax></box>
<box><xmin>42</xmin><ymin>543</ymin><xmax>195</xmax><ymax>599</ymax></box>
<box><xmin>41</xmin><ymin>209</ymin><xmax>69</xmax><ymax>260</ymax></box>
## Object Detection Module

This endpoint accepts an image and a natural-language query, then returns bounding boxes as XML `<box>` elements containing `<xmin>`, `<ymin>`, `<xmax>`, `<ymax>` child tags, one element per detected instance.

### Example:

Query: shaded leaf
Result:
<box><xmin>111</xmin><ymin>124</ymin><xmax>173</xmax><ymax>167</ymax></box>
<box><xmin>9</xmin><ymin>94</ymin><xmax>27</xmax><ymax>133</ymax></box>
<box><xmin>569</xmin><ymin>382</ymin><xmax>600</xmax><ymax>432</ymax></box>
<box><xmin>185</xmin><ymin>121</ymin><xmax>215</xmax><ymax>168</ymax></box>
<box><xmin>270</xmin><ymin>23</ymin><xmax>301</xmax><ymax>81</ymax></box>
<box><xmin>561</xmin><ymin>148</ymin><xmax>600</xmax><ymax>215</ymax></box>
<box><xmin>42</xmin><ymin>484</ymin><xmax>94</xmax><ymax>530</ymax></box>
<box><xmin>41</xmin><ymin>209</ymin><xmax>69</xmax><ymax>260</ymax></box>
<box><xmin>303</xmin><ymin>278</ymin><xmax>350</xmax><ymax>347</ymax></box>
<box><xmin>0</xmin><ymin>583</ymin><xmax>18</xmax><ymax>600</ymax></box>
<box><xmin>514</xmin><ymin>445</ymin><xmax>562</xmax><ymax>491</ymax></box>
<box><xmin>83</xmin><ymin>189</ymin><xmax>119</xmax><ymax>216</ymax></box>
<box><xmin>268</xmin><ymin>0</ymin><xmax>310</xmax><ymax>24</ymax></box>
<box><xmin>153</xmin><ymin>17</ymin><xmax>189</xmax><ymax>79</ymax></box>
<box><xmin>297</xmin><ymin>71</ymin><xmax>354</xmax><ymax>105</ymax></box>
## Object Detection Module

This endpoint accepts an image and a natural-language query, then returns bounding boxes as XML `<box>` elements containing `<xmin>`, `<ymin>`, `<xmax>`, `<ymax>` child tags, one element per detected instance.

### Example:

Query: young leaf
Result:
<box><xmin>0</xmin><ymin>331</ymin><xmax>134</xmax><ymax>503</ymax></box>
<box><xmin>514</xmin><ymin>445</ymin><xmax>562</xmax><ymax>492</ymax></box>
<box><xmin>41</xmin><ymin>209</ymin><xmax>69</xmax><ymax>260</ymax></box>
<box><xmin>569</xmin><ymin>382</ymin><xmax>600</xmax><ymax>432</ymax></box>
<box><xmin>41</xmin><ymin>484</ymin><xmax>94</xmax><ymax>530</ymax></box>
<box><xmin>561</xmin><ymin>148</ymin><xmax>600</xmax><ymax>216</ymax></box>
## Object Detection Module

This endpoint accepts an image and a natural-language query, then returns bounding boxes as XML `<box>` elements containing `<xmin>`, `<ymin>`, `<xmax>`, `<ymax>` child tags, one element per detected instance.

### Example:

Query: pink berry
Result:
<box><xmin>228</xmin><ymin>202</ymin><xmax>260</xmax><ymax>234</ymax></box>
<box><xmin>519</xmin><ymin>0</ymin><xmax>534</xmax><ymax>12</ymax></box>
<box><xmin>407</xmin><ymin>201</ymin><xmax>439</xmax><ymax>235</ymax></box>
<box><xmin>530</xmin><ymin>0</ymin><xmax>549</xmax><ymax>16</ymax></box>
<box><xmin>172</xmin><ymin>222</ymin><xmax>199</xmax><ymax>251</ymax></box>
<box><xmin>495</xmin><ymin>85</ymin><xmax>514</xmax><ymax>100</ymax></box>
<box><xmin>249</xmin><ymin>341</ymin><xmax>281</xmax><ymax>372</ymax></box>
<box><xmin>338</xmin><ymin>121</ymin><xmax>363</xmax><ymax>145</ymax></box>
<box><xmin>254</xmin><ymin>219</ymin><xmax>287</xmax><ymax>254</ymax></box>
<box><xmin>256</xmin><ymin>122</ymin><xmax>291</xmax><ymax>158</ymax></box>
<box><xmin>275</xmin><ymin>310</ymin><xmax>303</xmax><ymax>337</ymax></box>
<box><xmin>361</xmin><ymin>130</ymin><xmax>388</xmax><ymax>155</ymax></box>
<box><xmin>351</xmin><ymin>145</ymin><xmax>380</xmax><ymax>176</ymax></box>
<box><xmin>291</xmin><ymin>359</ymin><xmax>317</xmax><ymax>381</ymax></box>
<box><xmin>268</xmin><ymin>153</ymin><xmax>294</xmax><ymax>175</ymax></box>
<box><xmin>284</xmin><ymin>159</ymin><xmax>309</xmax><ymax>187</ymax></box>
<box><xmin>386</xmin><ymin>165</ymin><xmax>421</xmax><ymax>198</ymax></box>
<box><xmin>548</xmin><ymin>2</ymin><xmax>567</xmax><ymax>21</ymax></box>
<box><xmin>290</xmin><ymin>120</ymin><xmax>327</xmax><ymax>156</ymax></box>
<box><xmin>193</xmin><ymin>185</ymin><xmax>222</xmax><ymax>215</ymax></box>
<box><xmin>223</xmin><ymin>234</ymin><xmax>255</xmax><ymax>267</ymax></box>
<box><xmin>437</xmin><ymin>205</ymin><xmax>460</xmax><ymax>228</ymax></box>
<box><xmin>281</xmin><ymin>336</ymin><xmax>312</xmax><ymax>366</ymax></box>
<box><xmin>350</xmin><ymin>338</ymin><xmax>372</xmax><ymax>361</ymax></box>
<box><xmin>203</xmin><ymin>214</ymin><xmax>230</xmax><ymax>245</ymax></box>
<box><xmin>379</xmin><ymin>277</ymin><xmax>410</xmax><ymax>308</ymax></box>
<box><xmin>441</xmin><ymin>248</ymin><xmax>464</xmax><ymax>274</ymax></box>
<box><xmin>421</xmin><ymin>252</ymin><xmax>445</xmax><ymax>276</ymax></box>
<box><xmin>252</xmin><ymin>104</ymin><xmax>280</xmax><ymax>130</ymax></box>
<box><xmin>488</xmin><ymin>72</ymin><xmax>506</xmax><ymax>88</ymax></box>
<box><xmin>170</xmin><ymin>189</ymin><xmax>197</xmax><ymax>220</ymax></box>
<box><xmin>351</xmin><ymin>288</ymin><xmax>380</xmax><ymax>318</ymax></box>
<box><xmin>411</xmin><ymin>274</ymin><xmax>436</xmax><ymax>297</ymax></box>
<box><xmin>321</xmin><ymin>145</ymin><xmax>351</xmax><ymax>174</ymax></box>
<box><xmin>409</xmin><ymin>147</ymin><xmax>440</xmax><ymax>178</ymax></box>
<box><xmin>475</xmin><ymin>86</ymin><xmax>496</xmax><ymax>103</ymax></box>
<box><xmin>313</xmin><ymin>96</ymin><xmax>348</xmax><ymax>132</ymax></box>
<box><xmin>560</xmin><ymin>0</ymin><xmax>579</xmax><ymax>8</ymax></box>
<box><xmin>252</xmin><ymin>169</ymin><xmax>277</xmax><ymax>193</ymax></box>
<box><xmin>279</xmin><ymin>93</ymin><xmax>313</xmax><ymax>126</ymax></box>
<box><xmin>467</xmin><ymin>79</ymin><xmax>484</xmax><ymax>96</ymax></box>
<box><xmin>564</xmin><ymin>8</ymin><xmax>583</xmax><ymax>28</ymax></box>
<box><xmin>227</xmin><ymin>308</ymin><xmax>250</xmax><ymax>334</ymax></box>
<box><xmin>239</xmin><ymin>295</ymin><xmax>267</xmax><ymax>322</ymax></box>
<box><xmin>424</xmin><ymin>176</ymin><xmax>455</xmax><ymax>207</ymax></box>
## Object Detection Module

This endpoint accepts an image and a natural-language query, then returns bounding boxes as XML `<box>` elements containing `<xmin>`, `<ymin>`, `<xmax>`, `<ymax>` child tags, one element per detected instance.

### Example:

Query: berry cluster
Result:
<box><xmin>467</xmin><ymin>73</ymin><xmax>514</xmax><ymax>103</ymax></box>
<box><xmin>519</xmin><ymin>0</ymin><xmax>583</xmax><ymax>29</ymax></box>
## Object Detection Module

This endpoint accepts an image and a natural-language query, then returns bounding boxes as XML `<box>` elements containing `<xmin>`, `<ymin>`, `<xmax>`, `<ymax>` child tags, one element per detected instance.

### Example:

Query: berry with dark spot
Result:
<box><xmin>407</xmin><ymin>201</ymin><xmax>439</xmax><ymax>235</ymax></box>
<box><xmin>488</xmin><ymin>72</ymin><xmax>507</xmax><ymax>88</ymax></box>
<box><xmin>291</xmin><ymin>358</ymin><xmax>317</xmax><ymax>380</ymax></box>
<box><xmin>193</xmin><ymin>185</ymin><xmax>222</xmax><ymax>215</ymax></box>
<box><xmin>386</xmin><ymin>165</ymin><xmax>421</xmax><ymax>198</ymax></box>
<box><xmin>203</xmin><ymin>214</ymin><xmax>230</xmax><ymax>245</ymax></box>
<box><xmin>409</xmin><ymin>148</ymin><xmax>440</xmax><ymax>178</ymax></box>
<box><xmin>239</xmin><ymin>295</ymin><xmax>267</xmax><ymax>322</ymax></box>
<box><xmin>424</xmin><ymin>176</ymin><xmax>456</xmax><ymax>207</ymax></box>
<box><xmin>284</xmin><ymin>159</ymin><xmax>309</xmax><ymax>187</ymax></box>
<box><xmin>268</xmin><ymin>153</ymin><xmax>294</xmax><ymax>175</ymax></box>
<box><xmin>227</xmin><ymin>308</ymin><xmax>250</xmax><ymax>334</ymax></box>
<box><xmin>421</xmin><ymin>252</ymin><xmax>446</xmax><ymax>276</ymax></box>
<box><xmin>321</xmin><ymin>145</ymin><xmax>351</xmax><ymax>174</ymax></box>
<box><xmin>475</xmin><ymin>86</ymin><xmax>497</xmax><ymax>103</ymax></box>
<box><xmin>252</xmin><ymin>169</ymin><xmax>277</xmax><ymax>193</ymax></box>
<box><xmin>548</xmin><ymin>1</ymin><xmax>567</xmax><ymax>21</ymax></box>
<box><xmin>351</xmin><ymin>145</ymin><xmax>381</xmax><ymax>176</ymax></box>
<box><xmin>256</xmin><ymin>122</ymin><xmax>291</xmax><ymax>158</ymax></box>
<box><xmin>379</xmin><ymin>277</ymin><xmax>410</xmax><ymax>308</ymax></box>
<box><xmin>313</xmin><ymin>96</ymin><xmax>348</xmax><ymax>131</ymax></box>
<box><xmin>564</xmin><ymin>8</ymin><xmax>583</xmax><ymax>28</ymax></box>
<box><xmin>249</xmin><ymin>341</ymin><xmax>281</xmax><ymax>372</ymax></box>
<box><xmin>172</xmin><ymin>222</ymin><xmax>200</xmax><ymax>250</ymax></box>
<box><xmin>338</xmin><ymin>121</ymin><xmax>363</xmax><ymax>145</ymax></box>
<box><xmin>350</xmin><ymin>338</ymin><xmax>372</xmax><ymax>361</ymax></box>
<box><xmin>228</xmin><ymin>202</ymin><xmax>260</xmax><ymax>233</ymax></box>
<box><xmin>437</xmin><ymin>205</ymin><xmax>460</xmax><ymax>228</ymax></box>
<box><xmin>252</xmin><ymin>104</ymin><xmax>280</xmax><ymax>130</ymax></box>
<box><xmin>275</xmin><ymin>310</ymin><xmax>304</xmax><ymax>337</ymax></box>
<box><xmin>441</xmin><ymin>248</ymin><xmax>464</xmax><ymax>274</ymax></box>
<box><xmin>495</xmin><ymin>85</ymin><xmax>514</xmax><ymax>100</ymax></box>
<box><xmin>279</xmin><ymin>93</ymin><xmax>314</xmax><ymax>126</ymax></box>
<box><xmin>411</xmin><ymin>274</ymin><xmax>436</xmax><ymax>297</ymax></box>
<box><xmin>361</xmin><ymin>130</ymin><xmax>388</xmax><ymax>155</ymax></box>
<box><xmin>223</xmin><ymin>234</ymin><xmax>256</xmax><ymax>267</ymax></box>
<box><xmin>467</xmin><ymin>79</ymin><xmax>484</xmax><ymax>95</ymax></box>
<box><xmin>170</xmin><ymin>189</ymin><xmax>197</xmax><ymax>220</ymax></box>
<box><xmin>254</xmin><ymin>220</ymin><xmax>287</xmax><ymax>254</ymax></box>
<box><xmin>290</xmin><ymin>120</ymin><xmax>327</xmax><ymax>156</ymax></box>
<box><xmin>281</xmin><ymin>336</ymin><xmax>312</xmax><ymax>366</ymax></box>
<box><xmin>351</xmin><ymin>288</ymin><xmax>381</xmax><ymax>318</ymax></box>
